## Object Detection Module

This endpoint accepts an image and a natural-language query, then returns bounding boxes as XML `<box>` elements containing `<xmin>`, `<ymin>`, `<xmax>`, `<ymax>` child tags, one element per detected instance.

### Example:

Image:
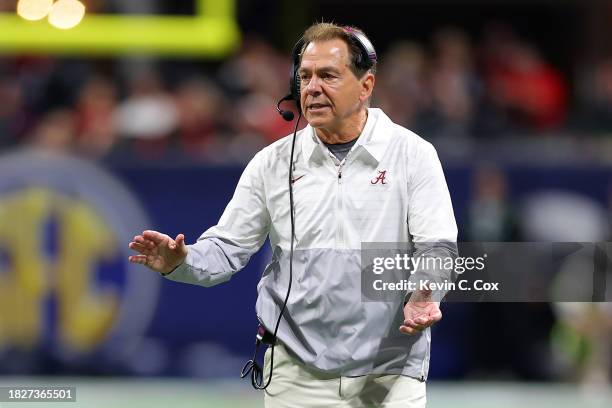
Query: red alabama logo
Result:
<box><xmin>370</xmin><ymin>170</ymin><xmax>388</xmax><ymax>185</ymax></box>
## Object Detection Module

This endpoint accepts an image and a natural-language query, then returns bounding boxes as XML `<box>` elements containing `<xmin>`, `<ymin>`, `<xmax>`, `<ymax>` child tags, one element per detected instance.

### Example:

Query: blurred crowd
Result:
<box><xmin>2</xmin><ymin>24</ymin><xmax>612</xmax><ymax>164</ymax></box>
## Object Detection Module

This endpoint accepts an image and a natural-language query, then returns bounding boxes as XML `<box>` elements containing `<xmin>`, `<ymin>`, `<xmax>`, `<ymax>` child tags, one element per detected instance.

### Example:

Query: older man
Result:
<box><xmin>129</xmin><ymin>22</ymin><xmax>457</xmax><ymax>408</ymax></box>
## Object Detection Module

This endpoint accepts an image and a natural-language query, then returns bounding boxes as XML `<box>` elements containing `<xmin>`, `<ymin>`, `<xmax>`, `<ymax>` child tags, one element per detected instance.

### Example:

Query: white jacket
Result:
<box><xmin>167</xmin><ymin>108</ymin><xmax>458</xmax><ymax>379</ymax></box>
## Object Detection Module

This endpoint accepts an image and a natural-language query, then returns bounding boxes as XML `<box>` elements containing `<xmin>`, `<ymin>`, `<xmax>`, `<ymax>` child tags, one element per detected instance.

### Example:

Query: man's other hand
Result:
<box><xmin>128</xmin><ymin>230</ymin><xmax>188</xmax><ymax>275</ymax></box>
<box><xmin>400</xmin><ymin>290</ymin><xmax>442</xmax><ymax>335</ymax></box>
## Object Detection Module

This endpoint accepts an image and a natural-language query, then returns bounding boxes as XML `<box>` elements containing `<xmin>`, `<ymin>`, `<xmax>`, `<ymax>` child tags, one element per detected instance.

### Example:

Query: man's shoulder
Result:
<box><xmin>373</xmin><ymin>108</ymin><xmax>435</xmax><ymax>155</ymax></box>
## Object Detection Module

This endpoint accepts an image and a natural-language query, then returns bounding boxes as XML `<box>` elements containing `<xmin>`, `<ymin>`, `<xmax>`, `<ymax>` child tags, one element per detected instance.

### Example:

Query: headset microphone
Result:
<box><xmin>276</xmin><ymin>94</ymin><xmax>295</xmax><ymax>121</ymax></box>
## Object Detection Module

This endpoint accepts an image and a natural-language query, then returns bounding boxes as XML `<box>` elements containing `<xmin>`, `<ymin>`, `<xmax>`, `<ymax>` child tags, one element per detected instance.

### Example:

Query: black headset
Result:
<box><xmin>277</xmin><ymin>26</ymin><xmax>378</xmax><ymax>120</ymax></box>
<box><xmin>244</xmin><ymin>27</ymin><xmax>377</xmax><ymax>391</ymax></box>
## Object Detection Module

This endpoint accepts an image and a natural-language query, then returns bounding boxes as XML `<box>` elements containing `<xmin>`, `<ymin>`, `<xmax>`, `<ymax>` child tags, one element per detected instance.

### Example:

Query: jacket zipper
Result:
<box><xmin>336</xmin><ymin>162</ymin><xmax>344</xmax><ymax>249</ymax></box>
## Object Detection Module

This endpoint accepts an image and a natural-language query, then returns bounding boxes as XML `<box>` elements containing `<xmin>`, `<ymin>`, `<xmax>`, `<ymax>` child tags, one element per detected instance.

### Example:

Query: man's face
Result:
<box><xmin>298</xmin><ymin>39</ymin><xmax>373</xmax><ymax>132</ymax></box>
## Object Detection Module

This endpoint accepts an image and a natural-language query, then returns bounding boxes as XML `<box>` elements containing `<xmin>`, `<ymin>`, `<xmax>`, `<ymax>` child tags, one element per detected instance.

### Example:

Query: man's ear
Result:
<box><xmin>360</xmin><ymin>73</ymin><xmax>375</xmax><ymax>102</ymax></box>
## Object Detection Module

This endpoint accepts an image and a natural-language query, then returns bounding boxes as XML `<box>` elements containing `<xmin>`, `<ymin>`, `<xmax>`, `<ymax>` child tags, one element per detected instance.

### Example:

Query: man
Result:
<box><xmin>129</xmin><ymin>22</ymin><xmax>457</xmax><ymax>408</ymax></box>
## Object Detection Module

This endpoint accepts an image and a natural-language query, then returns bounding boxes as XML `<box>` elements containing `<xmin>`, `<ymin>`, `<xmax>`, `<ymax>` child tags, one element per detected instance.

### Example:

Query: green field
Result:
<box><xmin>0</xmin><ymin>378</ymin><xmax>611</xmax><ymax>408</ymax></box>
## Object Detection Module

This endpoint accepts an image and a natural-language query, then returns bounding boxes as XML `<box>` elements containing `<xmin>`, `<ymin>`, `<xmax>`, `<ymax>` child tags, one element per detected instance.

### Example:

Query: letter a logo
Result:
<box><xmin>370</xmin><ymin>170</ymin><xmax>387</xmax><ymax>185</ymax></box>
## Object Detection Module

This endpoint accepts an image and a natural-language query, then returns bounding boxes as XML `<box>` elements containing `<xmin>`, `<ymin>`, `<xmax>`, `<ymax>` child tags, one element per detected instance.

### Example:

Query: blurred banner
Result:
<box><xmin>0</xmin><ymin>149</ymin><xmax>610</xmax><ymax>378</ymax></box>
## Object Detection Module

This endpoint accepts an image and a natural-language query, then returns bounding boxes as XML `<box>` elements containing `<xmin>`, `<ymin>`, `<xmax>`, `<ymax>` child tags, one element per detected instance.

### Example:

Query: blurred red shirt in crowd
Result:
<box><xmin>484</xmin><ymin>41</ymin><xmax>568</xmax><ymax>131</ymax></box>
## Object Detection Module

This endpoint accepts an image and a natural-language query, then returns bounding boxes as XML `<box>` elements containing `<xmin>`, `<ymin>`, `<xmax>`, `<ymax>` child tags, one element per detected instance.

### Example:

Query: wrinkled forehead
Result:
<box><xmin>300</xmin><ymin>39</ymin><xmax>350</xmax><ymax>69</ymax></box>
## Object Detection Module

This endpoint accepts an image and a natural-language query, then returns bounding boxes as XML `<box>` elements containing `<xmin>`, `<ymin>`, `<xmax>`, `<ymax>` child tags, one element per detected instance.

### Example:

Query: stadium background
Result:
<box><xmin>0</xmin><ymin>0</ymin><xmax>611</xmax><ymax>406</ymax></box>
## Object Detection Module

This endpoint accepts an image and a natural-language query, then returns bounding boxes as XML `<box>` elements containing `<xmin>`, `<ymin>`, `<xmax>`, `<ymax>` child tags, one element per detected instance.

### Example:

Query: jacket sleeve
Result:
<box><xmin>164</xmin><ymin>150</ymin><xmax>271</xmax><ymax>287</ymax></box>
<box><xmin>407</xmin><ymin>140</ymin><xmax>458</xmax><ymax>300</ymax></box>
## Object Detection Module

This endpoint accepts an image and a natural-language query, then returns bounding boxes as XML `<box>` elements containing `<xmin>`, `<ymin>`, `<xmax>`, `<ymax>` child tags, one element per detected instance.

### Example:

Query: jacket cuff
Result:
<box><xmin>160</xmin><ymin>248</ymin><xmax>191</xmax><ymax>277</ymax></box>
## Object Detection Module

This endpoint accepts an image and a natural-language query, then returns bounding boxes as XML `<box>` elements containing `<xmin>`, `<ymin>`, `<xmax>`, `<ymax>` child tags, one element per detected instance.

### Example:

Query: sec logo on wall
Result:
<box><xmin>0</xmin><ymin>149</ymin><xmax>159</xmax><ymax>367</ymax></box>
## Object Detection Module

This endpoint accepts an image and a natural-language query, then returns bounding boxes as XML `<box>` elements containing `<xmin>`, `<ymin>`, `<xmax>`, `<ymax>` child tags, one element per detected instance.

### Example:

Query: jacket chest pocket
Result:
<box><xmin>346</xmin><ymin>182</ymin><xmax>407</xmax><ymax>241</ymax></box>
<box><xmin>292</xmin><ymin>177</ymin><xmax>336</xmax><ymax>244</ymax></box>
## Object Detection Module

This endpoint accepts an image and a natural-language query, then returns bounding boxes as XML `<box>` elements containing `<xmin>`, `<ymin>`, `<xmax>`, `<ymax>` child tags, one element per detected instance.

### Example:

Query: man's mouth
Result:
<box><xmin>308</xmin><ymin>103</ymin><xmax>329</xmax><ymax>111</ymax></box>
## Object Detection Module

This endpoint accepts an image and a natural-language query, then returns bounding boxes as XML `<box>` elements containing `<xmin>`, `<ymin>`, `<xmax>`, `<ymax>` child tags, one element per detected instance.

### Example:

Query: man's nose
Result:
<box><xmin>305</xmin><ymin>75</ymin><xmax>322</xmax><ymax>95</ymax></box>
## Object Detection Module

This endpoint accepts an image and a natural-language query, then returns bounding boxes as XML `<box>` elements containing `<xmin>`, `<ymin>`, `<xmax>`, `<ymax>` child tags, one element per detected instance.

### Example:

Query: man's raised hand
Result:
<box><xmin>128</xmin><ymin>230</ymin><xmax>188</xmax><ymax>275</ymax></box>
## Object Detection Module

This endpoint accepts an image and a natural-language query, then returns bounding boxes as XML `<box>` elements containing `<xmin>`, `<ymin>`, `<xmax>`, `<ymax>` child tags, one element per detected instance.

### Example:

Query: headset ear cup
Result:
<box><xmin>292</xmin><ymin>73</ymin><xmax>301</xmax><ymax>113</ymax></box>
<box><xmin>290</xmin><ymin>37</ymin><xmax>305</xmax><ymax>114</ymax></box>
<box><xmin>343</xmin><ymin>28</ymin><xmax>377</xmax><ymax>71</ymax></box>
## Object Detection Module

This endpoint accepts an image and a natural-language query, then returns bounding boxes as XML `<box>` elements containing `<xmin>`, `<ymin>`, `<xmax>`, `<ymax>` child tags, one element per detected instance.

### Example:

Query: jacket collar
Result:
<box><xmin>301</xmin><ymin>108</ymin><xmax>393</xmax><ymax>165</ymax></box>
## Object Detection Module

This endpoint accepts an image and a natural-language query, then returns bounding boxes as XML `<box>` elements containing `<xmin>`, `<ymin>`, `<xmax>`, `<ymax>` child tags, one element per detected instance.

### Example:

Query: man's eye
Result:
<box><xmin>300</xmin><ymin>74</ymin><xmax>310</xmax><ymax>81</ymax></box>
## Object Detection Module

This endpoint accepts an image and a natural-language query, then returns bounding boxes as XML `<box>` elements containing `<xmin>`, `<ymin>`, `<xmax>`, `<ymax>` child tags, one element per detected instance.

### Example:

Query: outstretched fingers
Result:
<box><xmin>133</xmin><ymin>234</ymin><xmax>155</xmax><ymax>249</ymax></box>
<box><xmin>399</xmin><ymin>318</ymin><xmax>430</xmax><ymax>334</ymax></box>
<box><xmin>400</xmin><ymin>311</ymin><xmax>443</xmax><ymax>335</ymax></box>
<box><xmin>129</xmin><ymin>231</ymin><xmax>187</xmax><ymax>274</ymax></box>
<box><xmin>129</xmin><ymin>255</ymin><xmax>148</xmax><ymax>265</ymax></box>
<box><xmin>142</xmin><ymin>230</ymin><xmax>168</xmax><ymax>245</ymax></box>
<box><xmin>128</xmin><ymin>242</ymin><xmax>150</xmax><ymax>254</ymax></box>
<box><xmin>399</xmin><ymin>325</ymin><xmax>420</xmax><ymax>335</ymax></box>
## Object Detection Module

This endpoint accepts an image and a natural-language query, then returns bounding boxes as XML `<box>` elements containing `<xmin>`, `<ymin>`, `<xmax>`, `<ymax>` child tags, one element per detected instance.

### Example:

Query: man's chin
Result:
<box><xmin>305</xmin><ymin>114</ymin><xmax>331</xmax><ymax>128</ymax></box>
<box><xmin>308</xmin><ymin>120</ymin><xmax>326</xmax><ymax>128</ymax></box>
